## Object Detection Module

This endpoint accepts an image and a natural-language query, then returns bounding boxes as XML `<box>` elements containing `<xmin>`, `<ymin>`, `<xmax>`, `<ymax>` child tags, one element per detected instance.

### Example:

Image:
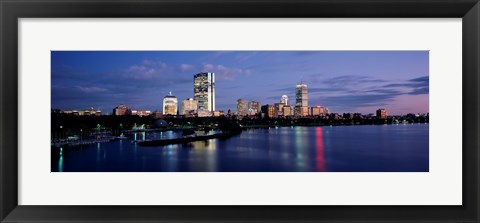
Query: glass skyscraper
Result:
<box><xmin>194</xmin><ymin>72</ymin><xmax>215</xmax><ymax>112</ymax></box>
<box><xmin>295</xmin><ymin>83</ymin><xmax>309</xmax><ymax>116</ymax></box>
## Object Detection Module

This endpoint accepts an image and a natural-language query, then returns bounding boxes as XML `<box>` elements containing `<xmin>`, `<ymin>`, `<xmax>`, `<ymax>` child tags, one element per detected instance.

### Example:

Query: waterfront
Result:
<box><xmin>51</xmin><ymin>124</ymin><xmax>429</xmax><ymax>172</ymax></box>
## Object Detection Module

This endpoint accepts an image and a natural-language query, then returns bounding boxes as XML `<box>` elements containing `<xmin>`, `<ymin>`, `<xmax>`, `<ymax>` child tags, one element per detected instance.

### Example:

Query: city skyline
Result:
<box><xmin>51</xmin><ymin>51</ymin><xmax>429</xmax><ymax>115</ymax></box>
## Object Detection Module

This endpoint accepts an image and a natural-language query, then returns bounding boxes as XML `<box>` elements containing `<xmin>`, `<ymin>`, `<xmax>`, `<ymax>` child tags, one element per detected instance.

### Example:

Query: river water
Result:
<box><xmin>51</xmin><ymin>124</ymin><xmax>429</xmax><ymax>172</ymax></box>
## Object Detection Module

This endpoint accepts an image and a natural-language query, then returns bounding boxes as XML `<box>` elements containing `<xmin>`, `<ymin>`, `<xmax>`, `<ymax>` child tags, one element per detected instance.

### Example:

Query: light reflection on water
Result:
<box><xmin>315</xmin><ymin>127</ymin><xmax>326</xmax><ymax>171</ymax></box>
<box><xmin>96</xmin><ymin>142</ymin><xmax>101</xmax><ymax>170</ymax></box>
<box><xmin>52</xmin><ymin>125</ymin><xmax>428</xmax><ymax>172</ymax></box>
<box><xmin>58</xmin><ymin>147</ymin><xmax>63</xmax><ymax>172</ymax></box>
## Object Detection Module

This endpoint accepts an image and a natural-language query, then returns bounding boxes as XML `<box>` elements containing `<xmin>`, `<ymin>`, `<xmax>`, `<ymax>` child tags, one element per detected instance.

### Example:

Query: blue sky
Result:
<box><xmin>51</xmin><ymin>51</ymin><xmax>429</xmax><ymax>115</ymax></box>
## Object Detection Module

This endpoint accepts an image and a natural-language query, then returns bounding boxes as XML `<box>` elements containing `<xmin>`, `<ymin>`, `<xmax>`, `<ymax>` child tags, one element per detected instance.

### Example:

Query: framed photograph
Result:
<box><xmin>1</xmin><ymin>0</ymin><xmax>479</xmax><ymax>222</ymax></box>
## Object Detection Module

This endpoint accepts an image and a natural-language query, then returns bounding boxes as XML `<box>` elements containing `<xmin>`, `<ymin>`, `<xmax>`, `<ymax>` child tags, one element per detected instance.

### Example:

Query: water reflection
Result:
<box><xmin>191</xmin><ymin>139</ymin><xmax>218</xmax><ymax>171</ymax></box>
<box><xmin>133</xmin><ymin>132</ymin><xmax>147</xmax><ymax>141</ymax></box>
<box><xmin>133</xmin><ymin>137</ymin><xmax>138</xmax><ymax>159</ymax></box>
<box><xmin>96</xmin><ymin>143</ymin><xmax>101</xmax><ymax>161</ymax></box>
<box><xmin>315</xmin><ymin>127</ymin><xmax>326</xmax><ymax>171</ymax></box>
<box><xmin>96</xmin><ymin>142</ymin><xmax>101</xmax><ymax>170</ymax></box>
<box><xmin>165</xmin><ymin>144</ymin><xmax>178</xmax><ymax>171</ymax></box>
<box><xmin>294</xmin><ymin>127</ymin><xmax>309</xmax><ymax>171</ymax></box>
<box><xmin>58</xmin><ymin>147</ymin><xmax>63</xmax><ymax>172</ymax></box>
<box><xmin>52</xmin><ymin>125</ymin><xmax>429</xmax><ymax>172</ymax></box>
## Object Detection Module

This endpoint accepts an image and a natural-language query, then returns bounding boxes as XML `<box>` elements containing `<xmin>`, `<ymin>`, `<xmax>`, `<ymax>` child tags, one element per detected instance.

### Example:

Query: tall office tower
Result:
<box><xmin>281</xmin><ymin>95</ymin><xmax>289</xmax><ymax>105</ymax></box>
<box><xmin>376</xmin><ymin>108</ymin><xmax>388</xmax><ymax>119</ymax></box>
<box><xmin>194</xmin><ymin>72</ymin><xmax>215</xmax><ymax>112</ymax></box>
<box><xmin>163</xmin><ymin>92</ymin><xmax>178</xmax><ymax>115</ymax></box>
<box><xmin>236</xmin><ymin>99</ymin><xmax>248</xmax><ymax>116</ymax></box>
<box><xmin>295</xmin><ymin>83</ymin><xmax>309</xmax><ymax>116</ymax></box>
<box><xmin>182</xmin><ymin>98</ymin><xmax>198</xmax><ymax>115</ymax></box>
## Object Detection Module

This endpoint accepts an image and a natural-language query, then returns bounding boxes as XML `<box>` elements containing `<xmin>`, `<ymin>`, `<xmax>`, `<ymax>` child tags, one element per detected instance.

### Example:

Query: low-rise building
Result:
<box><xmin>261</xmin><ymin>104</ymin><xmax>275</xmax><ymax>118</ymax></box>
<box><xmin>376</xmin><ymin>108</ymin><xmax>388</xmax><ymax>119</ymax></box>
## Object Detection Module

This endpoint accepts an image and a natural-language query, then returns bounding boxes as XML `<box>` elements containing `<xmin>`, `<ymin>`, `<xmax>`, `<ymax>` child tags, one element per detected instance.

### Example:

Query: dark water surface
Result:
<box><xmin>52</xmin><ymin>124</ymin><xmax>429</xmax><ymax>172</ymax></box>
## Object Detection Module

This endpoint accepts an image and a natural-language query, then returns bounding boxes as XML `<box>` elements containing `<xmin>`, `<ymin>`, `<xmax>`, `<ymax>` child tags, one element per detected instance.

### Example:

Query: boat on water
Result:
<box><xmin>116</xmin><ymin>133</ymin><xmax>128</xmax><ymax>140</ymax></box>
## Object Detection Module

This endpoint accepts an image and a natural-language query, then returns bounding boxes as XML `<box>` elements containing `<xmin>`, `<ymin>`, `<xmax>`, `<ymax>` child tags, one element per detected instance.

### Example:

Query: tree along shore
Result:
<box><xmin>52</xmin><ymin>113</ymin><xmax>428</xmax><ymax>132</ymax></box>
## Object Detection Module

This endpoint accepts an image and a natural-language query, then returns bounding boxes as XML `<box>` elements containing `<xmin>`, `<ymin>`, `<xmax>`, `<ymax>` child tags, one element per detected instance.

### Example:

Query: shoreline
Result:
<box><xmin>51</xmin><ymin>123</ymin><xmax>428</xmax><ymax>149</ymax></box>
<box><xmin>137</xmin><ymin>131</ymin><xmax>241</xmax><ymax>147</ymax></box>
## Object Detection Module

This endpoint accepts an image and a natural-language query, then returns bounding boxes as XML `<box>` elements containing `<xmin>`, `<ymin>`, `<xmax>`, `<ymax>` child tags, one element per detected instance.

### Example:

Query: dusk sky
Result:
<box><xmin>51</xmin><ymin>51</ymin><xmax>429</xmax><ymax>115</ymax></box>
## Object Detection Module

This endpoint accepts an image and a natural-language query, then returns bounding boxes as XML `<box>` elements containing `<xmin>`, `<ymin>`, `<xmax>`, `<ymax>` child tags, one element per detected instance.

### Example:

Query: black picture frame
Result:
<box><xmin>1</xmin><ymin>0</ymin><xmax>479</xmax><ymax>222</ymax></box>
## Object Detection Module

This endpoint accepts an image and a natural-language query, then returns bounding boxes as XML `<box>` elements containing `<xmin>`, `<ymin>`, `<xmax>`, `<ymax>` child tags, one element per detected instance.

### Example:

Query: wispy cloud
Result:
<box><xmin>408</xmin><ymin>87</ymin><xmax>429</xmax><ymax>95</ymax></box>
<box><xmin>201</xmin><ymin>63</ymin><xmax>248</xmax><ymax>81</ymax></box>
<box><xmin>180</xmin><ymin>64</ymin><xmax>194</xmax><ymax>72</ymax></box>
<box><xmin>382</xmin><ymin>76</ymin><xmax>429</xmax><ymax>95</ymax></box>
<box><xmin>76</xmin><ymin>86</ymin><xmax>108</xmax><ymax>93</ymax></box>
<box><xmin>122</xmin><ymin>60</ymin><xmax>172</xmax><ymax>80</ymax></box>
<box><xmin>235</xmin><ymin>52</ymin><xmax>257</xmax><ymax>62</ymax></box>
<box><xmin>201</xmin><ymin>51</ymin><xmax>232</xmax><ymax>62</ymax></box>
<box><xmin>316</xmin><ymin>94</ymin><xmax>394</xmax><ymax>109</ymax></box>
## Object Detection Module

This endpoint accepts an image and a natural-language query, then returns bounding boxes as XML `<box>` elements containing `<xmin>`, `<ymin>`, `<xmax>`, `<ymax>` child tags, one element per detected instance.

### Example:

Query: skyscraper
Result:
<box><xmin>182</xmin><ymin>98</ymin><xmax>198</xmax><ymax>115</ymax></box>
<box><xmin>194</xmin><ymin>72</ymin><xmax>215</xmax><ymax>112</ymax></box>
<box><xmin>163</xmin><ymin>92</ymin><xmax>178</xmax><ymax>115</ymax></box>
<box><xmin>236</xmin><ymin>99</ymin><xmax>248</xmax><ymax>116</ymax></box>
<box><xmin>295</xmin><ymin>83</ymin><xmax>309</xmax><ymax>116</ymax></box>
